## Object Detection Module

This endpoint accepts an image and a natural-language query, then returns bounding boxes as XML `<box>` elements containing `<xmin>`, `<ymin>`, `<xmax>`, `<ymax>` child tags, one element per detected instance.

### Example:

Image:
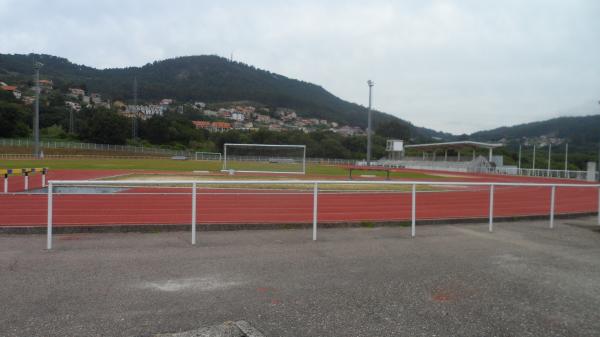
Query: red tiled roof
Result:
<box><xmin>192</xmin><ymin>121</ymin><xmax>211</xmax><ymax>128</ymax></box>
<box><xmin>212</xmin><ymin>122</ymin><xmax>232</xmax><ymax>129</ymax></box>
<box><xmin>1</xmin><ymin>85</ymin><xmax>17</xmax><ymax>91</ymax></box>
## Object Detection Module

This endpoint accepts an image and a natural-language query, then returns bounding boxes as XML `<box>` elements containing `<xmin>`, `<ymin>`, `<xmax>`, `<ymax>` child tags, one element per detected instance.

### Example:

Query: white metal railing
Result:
<box><xmin>44</xmin><ymin>179</ymin><xmax>600</xmax><ymax>249</ymax></box>
<box><xmin>490</xmin><ymin>167</ymin><xmax>596</xmax><ymax>181</ymax></box>
<box><xmin>0</xmin><ymin>138</ymin><xmax>189</xmax><ymax>156</ymax></box>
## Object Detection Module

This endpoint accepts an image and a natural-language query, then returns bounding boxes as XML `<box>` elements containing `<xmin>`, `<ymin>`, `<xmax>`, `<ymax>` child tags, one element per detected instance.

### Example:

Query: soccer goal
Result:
<box><xmin>222</xmin><ymin>143</ymin><xmax>306</xmax><ymax>174</ymax></box>
<box><xmin>195</xmin><ymin>152</ymin><xmax>222</xmax><ymax>161</ymax></box>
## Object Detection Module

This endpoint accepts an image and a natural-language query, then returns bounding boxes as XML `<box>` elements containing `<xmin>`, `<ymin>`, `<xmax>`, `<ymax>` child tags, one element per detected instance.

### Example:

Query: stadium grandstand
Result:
<box><xmin>378</xmin><ymin>140</ymin><xmax>504</xmax><ymax>173</ymax></box>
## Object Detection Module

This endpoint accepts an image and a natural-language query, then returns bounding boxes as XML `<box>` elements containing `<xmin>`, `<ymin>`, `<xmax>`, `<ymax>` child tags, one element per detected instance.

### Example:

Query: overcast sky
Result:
<box><xmin>1</xmin><ymin>0</ymin><xmax>599</xmax><ymax>134</ymax></box>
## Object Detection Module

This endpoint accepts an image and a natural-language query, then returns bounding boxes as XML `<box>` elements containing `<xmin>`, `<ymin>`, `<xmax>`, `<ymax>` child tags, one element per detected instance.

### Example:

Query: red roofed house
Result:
<box><xmin>193</xmin><ymin>120</ymin><xmax>231</xmax><ymax>132</ymax></box>
<box><xmin>192</xmin><ymin>121</ymin><xmax>211</xmax><ymax>129</ymax></box>
<box><xmin>1</xmin><ymin>85</ymin><xmax>21</xmax><ymax>99</ymax></box>
<box><xmin>210</xmin><ymin>122</ymin><xmax>232</xmax><ymax>132</ymax></box>
<box><xmin>37</xmin><ymin>79</ymin><xmax>53</xmax><ymax>91</ymax></box>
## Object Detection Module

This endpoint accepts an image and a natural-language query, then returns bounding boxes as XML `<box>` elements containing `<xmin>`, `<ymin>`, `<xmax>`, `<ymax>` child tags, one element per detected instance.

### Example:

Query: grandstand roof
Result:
<box><xmin>404</xmin><ymin>141</ymin><xmax>503</xmax><ymax>151</ymax></box>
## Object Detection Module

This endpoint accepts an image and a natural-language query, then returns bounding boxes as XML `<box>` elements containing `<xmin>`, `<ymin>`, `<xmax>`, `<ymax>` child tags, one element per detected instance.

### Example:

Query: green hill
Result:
<box><xmin>0</xmin><ymin>53</ymin><xmax>451</xmax><ymax>142</ymax></box>
<box><xmin>470</xmin><ymin>115</ymin><xmax>600</xmax><ymax>148</ymax></box>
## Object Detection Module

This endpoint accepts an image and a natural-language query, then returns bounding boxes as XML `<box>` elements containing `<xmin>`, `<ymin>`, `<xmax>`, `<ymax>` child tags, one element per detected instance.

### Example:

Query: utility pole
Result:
<box><xmin>532</xmin><ymin>144</ymin><xmax>536</xmax><ymax>170</ymax></box>
<box><xmin>564</xmin><ymin>143</ymin><xmax>568</xmax><ymax>173</ymax></box>
<box><xmin>366</xmin><ymin>80</ymin><xmax>374</xmax><ymax>166</ymax></box>
<box><xmin>547</xmin><ymin>144</ymin><xmax>552</xmax><ymax>176</ymax></box>
<box><xmin>33</xmin><ymin>61</ymin><xmax>43</xmax><ymax>159</ymax></box>
<box><xmin>518</xmin><ymin>144</ymin><xmax>522</xmax><ymax>170</ymax></box>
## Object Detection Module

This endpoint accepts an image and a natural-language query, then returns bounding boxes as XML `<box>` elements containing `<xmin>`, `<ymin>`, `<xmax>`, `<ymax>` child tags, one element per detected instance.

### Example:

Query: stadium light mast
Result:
<box><xmin>547</xmin><ymin>143</ymin><xmax>552</xmax><ymax>176</ymax></box>
<box><xmin>33</xmin><ymin>61</ymin><xmax>43</xmax><ymax>159</ymax></box>
<box><xmin>532</xmin><ymin>144</ymin><xmax>536</xmax><ymax>170</ymax></box>
<box><xmin>518</xmin><ymin>144</ymin><xmax>521</xmax><ymax>170</ymax></box>
<box><xmin>564</xmin><ymin>143</ymin><xmax>568</xmax><ymax>173</ymax></box>
<box><xmin>366</xmin><ymin>80</ymin><xmax>374</xmax><ymax>166</ymax></box>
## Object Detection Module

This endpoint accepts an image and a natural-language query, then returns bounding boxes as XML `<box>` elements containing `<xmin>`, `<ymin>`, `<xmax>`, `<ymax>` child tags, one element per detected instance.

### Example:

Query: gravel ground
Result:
<box><xmin>1</xmin><ymin>218</ymin><xmax>599</xmax><ymax>337</ymax></box>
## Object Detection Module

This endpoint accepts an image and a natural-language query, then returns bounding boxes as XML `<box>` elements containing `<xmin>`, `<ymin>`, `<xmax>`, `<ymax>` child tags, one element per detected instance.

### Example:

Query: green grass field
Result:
<box><xmin>0</xmin><ymin>158</ymin><xmax>442</xmax><ymax>179</ymax></box>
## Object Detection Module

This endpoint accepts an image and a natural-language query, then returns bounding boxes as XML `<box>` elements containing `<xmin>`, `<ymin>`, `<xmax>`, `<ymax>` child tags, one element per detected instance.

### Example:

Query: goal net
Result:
<box><xmin>195</xmin><ymin>152</ymin><xmax>222</xmax><ymax>161</ymax></box>
<box><xmin>222</xmin><ymin>143</ymin><xmax>306</xmax><ymax>174</ymax></box>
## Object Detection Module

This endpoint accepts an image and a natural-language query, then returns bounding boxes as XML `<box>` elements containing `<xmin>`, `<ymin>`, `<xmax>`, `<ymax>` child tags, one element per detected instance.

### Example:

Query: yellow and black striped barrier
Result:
<box><xmin>1</xmin><ymin>167</ymin><xmax>48</xmax><ymax>193</ymax></box>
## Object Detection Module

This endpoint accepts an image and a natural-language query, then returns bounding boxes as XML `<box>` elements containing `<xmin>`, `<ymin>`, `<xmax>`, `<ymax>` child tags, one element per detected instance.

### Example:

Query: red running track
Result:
<box><xmin>0</xmin><ymin>184</ymin><xmax>597</xmax><ymax>227</ymax></box>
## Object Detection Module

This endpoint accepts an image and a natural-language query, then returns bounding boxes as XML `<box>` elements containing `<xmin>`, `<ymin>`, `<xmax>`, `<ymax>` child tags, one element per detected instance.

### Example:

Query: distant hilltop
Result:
<box><xmin>0</xmin><ymin>53</ymin><xmax>450</xmax><ymax>142</ymax></box>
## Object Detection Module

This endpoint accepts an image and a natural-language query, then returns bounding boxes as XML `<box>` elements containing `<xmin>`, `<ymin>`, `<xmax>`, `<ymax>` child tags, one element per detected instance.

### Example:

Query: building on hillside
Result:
<box><xmin>192</xmin><ymin>121</ymin><xmax>232</xmax><ymax>132</ymax></box>
<box><xmin>37</xmin><ymin>79</ymin><xmax>53</xmax><ymax>91</ymax></box>
<box><xmin>65</xmin><ymin>101</ymin><xmax>81</xmax><ymax>112</ymax></box>
<box><xmin>335</xmin><ymin>125</ymin><xmax>364</xmax><ymax>137</ymax></box>
<box><xmin>194</xmin><ymin>102</ymin><xmax>206</xmax><ymax>109</ymax></box>
<box><xmin>90</xmin><ymin>93</ymin><xmax>102</xmax><ymax>104</ymax></box>
<box><xmin>95</xmin><ymin>101</ymin><xmax>111</xmax><ymax>109</ymax></box>
<box><xmin>124</xmin><ymin>105</ymin><xmax>163</xmax><ymax>120</ymax></box>
<box><xmin>210</xmin><ymin>121</ymin><xmax>232</xmax><ymax>132</ymax></box>
<box><xmin>203</xmin><ymin>110</ymin><xmax>218</xmax><ymax>117</ymax></box>
<box><xmin>254</xmin><ymin>114</ymin><xmax>271</xmax><ymax>123</ymax></box>
<box><xmin>112</xmin><ymin>100</ymin><xmax>127</xmax><ymax>110</ymax></box>
<box><xmin>68</xmin><ymin>88</ymin><xmax>85</xmax><ymax>98</ymax></box>
<box><xmin>21</xmin><ymin>96</ymin><xmax>35</xmax><ymax>105</ymax></box>
<box><xmin>230</xmin><ymin>112</ymin><xmax>245</xmax><ymax>122</ymax></box>
<box><xmin>160</xmin><ymin>99</ymin><xmax>173</xmax><ymax>112</ymax></box>
<box><xmin>0</xmin><ymin>85</ymin><xmax>21</xmax><ymax>99</ymax></box>
<box><xmin>192</xmin><ymin>121</ymin><xmax>211</xmax><ymax>129</ymax></box>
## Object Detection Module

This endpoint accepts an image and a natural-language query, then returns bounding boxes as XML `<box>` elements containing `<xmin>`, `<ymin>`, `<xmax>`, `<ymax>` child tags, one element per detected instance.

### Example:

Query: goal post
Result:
<box><xmin>222</xmin><ymin>143</ymin><xmax>306</xmax><ymax>174</ymax></box>
<box><xmin>195</xmin><ymin>152</ymin><xmax>222</xmax><ymax>161</ymax></box>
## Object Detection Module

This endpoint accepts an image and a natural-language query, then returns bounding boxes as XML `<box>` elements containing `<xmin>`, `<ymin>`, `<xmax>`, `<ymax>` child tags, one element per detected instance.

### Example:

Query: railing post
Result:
<box><xmin>411</xmin><ymin>184</ymin><xmax>416</xmax><ymax>237</ymax></box>
<box><xmin>24</xmin><ymin>173</ymin><xmax>28</xmax><ymax>191</ymax></box>
<box><xmin>550</xmin><ymin>185</ymin><xmax>556</xmax><ymax>229</ymax></box>
<box><xmin>42</xmin><ymin>171</ymin><xmax>46</xmax><ymax>188</ymax></box>
<box><xmin>489</xmin><ymin>184</ymin><xmax>494</xmax><ymax>232</ymax></box>
<box><xmin>3</xmin><ymin>174</ymin><xmax>7</xmax><ymax>193</ymax></box>
<box><xmin>47</xmin><ymin>182</ymin><xmax>53</xmax><ymax>250</ymax></box>
<box><xmin>313</xmin><ymin>182</ymin><xmax>318</xmax><ymax>241</ymax></box>
<box><xmin>191</xmin><ymin>182</ymin><xmax>197</xmax><ymax>245</ymax></box>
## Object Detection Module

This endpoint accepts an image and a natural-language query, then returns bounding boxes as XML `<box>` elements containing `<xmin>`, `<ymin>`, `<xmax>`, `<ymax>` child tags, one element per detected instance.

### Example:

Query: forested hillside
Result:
<box><xmin>0</xmin><ymin>53</ymin><xmax>451</xmax><ymax>141</ymax></box>
<box><xmin>471</xmin><ymin>115</ymin><xmax>600</xmax><ymax>147</ymax></box>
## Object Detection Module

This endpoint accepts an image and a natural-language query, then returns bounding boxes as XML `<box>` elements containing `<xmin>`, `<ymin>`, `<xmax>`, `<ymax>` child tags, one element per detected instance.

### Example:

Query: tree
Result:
<box><xmin>78</xmin><ymin>108</ymin><xmax>129</xmax><ymax>144</ymax></box>
<box><xmin>0</xmin><ymin>101</ymin><xmax>30</xmax><ymax>137</ymax></box>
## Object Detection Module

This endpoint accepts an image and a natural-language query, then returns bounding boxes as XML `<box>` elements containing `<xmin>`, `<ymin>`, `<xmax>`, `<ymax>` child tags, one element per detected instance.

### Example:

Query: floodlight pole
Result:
<box><xmin>366</xmin><ymin>80</ymin><xmax>374</xmax><ymax>166</ymax></box>
<box><xmin>547</xmin><ymin>144</ymin><xmax>552</xmax><ymax>176</ymax></box>
<box><xmin>518</xmin><ymin>144</ymin><xmax>522</xmax><ymax>171</ymax></box>
<box><xmin>532</xmin><ymin>145</ymin><xmax>536</xmax><ymax>170</ymax></box>
<box><xmin>33</xmin><ymin>62</ymin><xmax>43</xmax><ymax>159</ymax></box>
<box><xmin>564</xmin><ymin>143</ymin><xmax>568</xmax><ymax>174</ymax></box>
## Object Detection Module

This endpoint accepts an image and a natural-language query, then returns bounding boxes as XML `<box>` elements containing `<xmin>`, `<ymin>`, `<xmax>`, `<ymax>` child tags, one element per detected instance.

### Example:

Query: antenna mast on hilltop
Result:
<box><xmin>132</xmin><ymin>77</ymin><xmax>138</xmax><ymax>139</ymax></box>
